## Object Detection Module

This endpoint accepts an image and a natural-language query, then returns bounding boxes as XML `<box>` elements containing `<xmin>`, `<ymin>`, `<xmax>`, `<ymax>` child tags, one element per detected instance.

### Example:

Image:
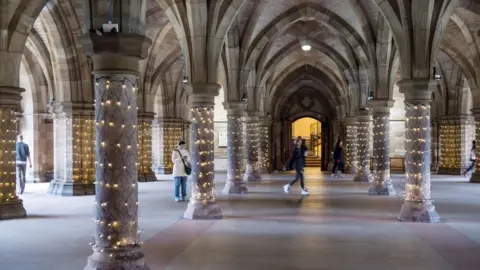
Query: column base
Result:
<box><xmin>397</xmin><ymin>201</ymin><xmax>440</xmax><ymax>223</ymax></box>
<box><xmin>368</xmin><ymin>181</ymin><xmax>396</xmax><ymax>196</ymax></box>
<box><xmin>243</xmin><ymin>172</ymin><xmax>262</xmax><ymax>181</ymax></box>
<box><xmin>48</xmin><ymin>180</ymin><xmax>95</xmax><ymax>196</ymax></box>
<box><xmin>0</xmin><ymin>199</ymin><xmax>27</xmax><ymax>220</ymax></box>
<box><xmin>437</xmin><ymin>167</ymin><xmax>461</xmax><ymax>175</ymax></box>
<box><xmin>183</xmin><ymin>200</ymin><xmax>222</xmax><ymax>220</ymax></box>
<box><xmin>85</xmin><ymin>248</ymin><xmax>148</xmax><ymax>270</ymax></box>
<box><xmin>346</xmin><ymin>166</ymin><xmax>357</xmax><ymax>175</ymax></box>
<box><xmin>470</xmin><ymin>173</ymin><xmax>480</xmax><ymax>183</ymax></box>
<box><xmin>223</xmin><ymin>181</ymin><xmax>248</xmax><ymax>194</ymax></box>
<box><xmin>138</xmin><ymin>172</ymin><xmax>157</xmax><ymax>182</ymax></box>
<box><xmin>353</xmin><ymin>172</ymin><xmax>371</xmax><ymax>182</ymax></box>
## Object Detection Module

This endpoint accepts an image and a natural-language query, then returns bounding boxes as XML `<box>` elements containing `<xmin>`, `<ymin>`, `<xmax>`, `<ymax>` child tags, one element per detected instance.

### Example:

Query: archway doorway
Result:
<box><xmin>292</xmin><ymin>117</ymin><xmax>322</xmax><ymax>168</ymax></box>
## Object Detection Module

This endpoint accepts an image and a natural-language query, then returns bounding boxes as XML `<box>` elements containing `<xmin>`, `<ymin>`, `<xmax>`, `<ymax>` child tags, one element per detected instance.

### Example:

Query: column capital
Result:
<box><xmin>138</xmin><ymin>112</ymin><xmax>155</xmax><ymax>121</ymax></box>
<box><xmin>188</xmin><ymin>84</ymin><xmax>220</xmax><ymax>106</ymax></box>
<box><xmin>344</xmin><ymin>115</ymin><xmax>357</xmax><ymax>125</ymax></box>
<box><xmin>49</xmin><ymin>102</ymin><xmax>94</xmax><ymax>118</ymax></box>
<box><xmin>245</xmin><ymin>110</ymin><xmax>262</xmax><ymax>117</ymax></box>
<box><xmin>356</xmin><ymin>109</ymin><xmax>371</xmax><ymax>121</ymax></box>
<box><xmin>398</xmin><ymin>79</ymin><xmax>436</xmax><ymax>102</ymax></box>
<box><xmin>471</xmin><ymin>108</ymin><xmax>480</xmax><ymax>119</ymax></box>
<box><xmin>81</xmin><ymin>33</ymin><xmax>152</xmax><ymax>74</ymax></box>
<box><xmin>369</xmin><ymin>99</ymin><xmax>394</xmax><ymax>114</ymax></box>
<box><xmin>0</xmin><ymin>86</ymin><xmax>24</xmax><ymax>108</ymax></box>
<box><xmin>438</xmin><ymin>115</ymin><xmax>472</xmax><ymax>124</ymax></box>
<box><xmin>223</xmin><ymin>101</ymin><xmax>246</xmax><ymax>115</ymax></box>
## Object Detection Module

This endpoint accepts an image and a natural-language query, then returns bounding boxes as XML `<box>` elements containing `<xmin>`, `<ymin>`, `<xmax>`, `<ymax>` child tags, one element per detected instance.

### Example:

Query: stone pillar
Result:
<box><xmin>82</xmin><ymin>33</ymin><xmax>151</xmax><ymax>269</ymax></box>
<box><xmin>48</xmin><ymin>104</ymin><xmax>95</xmax><ymax>196</ymax></box>
<box><xmin>223</xmin><ymin>102</ymin><xmax>247</xmax><ymax>194</ymax></box>
<box><xmin>345</xmin><ymin>116</ymin><xmax>358</xmax><ymax>174</ymax></box>
<box><xmin>470</xmin><ymin>109</ymin><xmax>480</xmax><ymax>183</ymax></box>
<box><xmin>438</xmin><ymin>116</ymin><xmax>473</xmax><ymax>175</ymax></box>
<box><xmin>353</xmin><ymin>110</ymin><xmax>372</xmax><ymax>182</ymax></box>
<box><xmin>152</xmin><ymin>118</ymin><xmax>183</xmax><ymax>175</ymax></box>
<box><xmin>431</xmin><ymin>120</ymin><xmax>439</xmax><ymax>172</ymax></box>
<box><xmin>243</xmin><ymin>111</ymin><xmax>261</xmax><ymax>181</ymax></box>
<box><xmin>397</xmin><ymin>80</ymin><xmax>440</xmax><ymax>222</ymax></box>
<box><xmin>368</xmin><ymin>100</ymin><xmax>395</xmax><ymax>195</ymax></box>
<box><xmin>258</xmin><ymin>116</ymin><xmax>272</xmax><ymax>173</ymax></box>
<box><xmin>137</xmin><ymin>113</ymin><xmax>156</xmax><ymax>182</ymax></box>
<box><xmin>183</xmin><ymin>85</ymin><xmax>222</xmax><ymax>219</ymax></box>
<box><xmin>0</xmin><ymin>87</ymin><xmax>27</xmax><ymax>219</ymax></box>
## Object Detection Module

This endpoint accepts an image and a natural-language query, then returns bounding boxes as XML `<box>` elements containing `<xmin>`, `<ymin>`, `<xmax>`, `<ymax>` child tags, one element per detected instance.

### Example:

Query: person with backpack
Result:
<box><xmin>284</xmin><ymin>139</ymin><xmax>309</xmax><ymax>195</ymax></box>
<box><xmin>172</xmin><ymin>140</ymin><xmax>191</xmax><ymax>201</ymax></box>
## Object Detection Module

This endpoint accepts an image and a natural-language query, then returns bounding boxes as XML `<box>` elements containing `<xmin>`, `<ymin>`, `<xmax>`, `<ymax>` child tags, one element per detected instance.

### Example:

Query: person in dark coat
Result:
<box><xmin>284</xmin><ymin>139</ymin><xmax>309</xmax><ymax>195</ymax></box>
<box><xmin>331</xmin><ymin>139</ymin><xmax>344</xmax><ymax>177</ymax></box>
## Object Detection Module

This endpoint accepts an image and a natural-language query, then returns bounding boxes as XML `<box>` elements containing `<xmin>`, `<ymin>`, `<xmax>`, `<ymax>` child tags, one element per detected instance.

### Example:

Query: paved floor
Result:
<box><xmin>1</xmin><ymin>169</ymin><xmax>480</xmax><ymax>270</ymax></box>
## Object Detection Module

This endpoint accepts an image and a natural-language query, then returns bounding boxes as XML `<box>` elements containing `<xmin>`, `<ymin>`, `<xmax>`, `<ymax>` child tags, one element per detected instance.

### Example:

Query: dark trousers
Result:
<box><xmin>289</xmin><ymin>167</ymin><xmax>305</xmax><ymax>189</ymax></box>
<box><xmin>332</xmin><ymin>160</ymin><xmax>344</xmax><ymax>174</ymax></box>
<box><xmin>16</xmin><ymin>164</ymin><xmax>27</xmax><ymax>193</ymax></box>
<box><xmin>174</xmin><ymin>176</ymin><xmax>187</xmax><ymax>199</ymax></box>
<box><xmin>464</xmin><ymin>160</ymin><xmax>476</xmax><ymax>175</ymax></box>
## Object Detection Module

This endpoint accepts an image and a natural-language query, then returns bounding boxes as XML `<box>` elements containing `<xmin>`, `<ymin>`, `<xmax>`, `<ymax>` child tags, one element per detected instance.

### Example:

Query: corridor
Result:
<box><xmin>2</xmin><ymin>170</ymin><xmax>479</xmax><ymax>270</ymax></box>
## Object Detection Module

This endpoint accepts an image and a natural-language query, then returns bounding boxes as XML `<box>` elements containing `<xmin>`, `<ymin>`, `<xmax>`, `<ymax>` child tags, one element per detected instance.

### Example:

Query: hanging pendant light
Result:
<box><xmin>300</xmin><ymin>37</ymin><xmax>311</xmax><ymax>51</ymax></box>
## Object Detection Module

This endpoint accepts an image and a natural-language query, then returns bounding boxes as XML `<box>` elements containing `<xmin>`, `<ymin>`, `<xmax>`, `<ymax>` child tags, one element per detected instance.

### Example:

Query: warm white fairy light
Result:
<box><xmin>72</xmin><ymin>118</ymin><xmax>95</xmax><ymax>183</ymax></box>
<box><xmin>243</xmin><ymin>116</ymin><xmax>260</xmax><ymax>179</ymax></box>
<box><xmin>345</xmin><ymin>121</ymin><xmax>358</xmax><ymax>174</ymax></box>
<box><xmin>137</xmin><ymin>120</ymin><xmax>153</xmax><ymax>178</ymax></box>
<box><xmin>258</xmin><ymin>123</ymin><xmax>270</xmax><ymax>172</ymax></box>
<box><xmin>152</xmin><ymin>120</ymin><xmax>183</xmax><ymax>174</ymax></box>
<box><xmin>90</xmin><ymin>76</ymin><xmax>143</xmax><ymax>257</ymax></box>
<box><xmin>224</xmin><ymin>112</ymin><xmax>247</xmax><ymax>193</ymax></box>
<box><xmin>439</xmin><ymin>121</ymin><xmax>461</xmax><ymax>171</ymax></box>
<box><xmin>0</xmin><ymin>108</ymin><xmax>18</xmax><ymax>202</ymax></box>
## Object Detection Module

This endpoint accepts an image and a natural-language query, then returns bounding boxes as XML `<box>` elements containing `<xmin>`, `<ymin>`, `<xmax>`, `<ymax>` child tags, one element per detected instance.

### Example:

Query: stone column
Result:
<box><xmin>368</xmin><ymin>100</ymin><xmax>395</xmax><ymax>195</ymax></box>
<box><xmin>470</xmin><ymin>109</ymin><xmax>480</xmax><ymax>183</ymax></box>
<box><xmin>48</xmin><ymin>104</ymin><xmax>96</xmax><ymax>196</ymax></box>
<box><xmin>345</xmin><ymin>116</ymin><xmax>358</xmax><ymax>174</ymax></box>
<box><xmin>431</xmin><ymin>120</ymin><xmax>439</xmax><ymax>172</ymax></box>
<box><xmin>223</xmin><ymin>102</ymin><xmax>247</xmax><ymax>194</ymax></box>
<box><xmin>258</xmin><ymin>116</ymin><xmax>272</xmax><ymax>173</ymax></box>
<box><xmin>183</xmin><ymin>86</ymin><xmax>222</xmax><ymax>219</ymax></box>
<box><xmin>0</xmin><ymin>87</ymin><xmax>27</xmax><ymax>219</ymax></box>
<box><xmin>152</xmin><ymin>118</ymin><xmax>184</xmax><ymax>175</ymax></box>
<box><xmin>82</xmin><ymin>33</ymin><xmax>151</xmax><ymax>269</ymax></box>
<box><xmin>353</xmin><ymin>110</ymin><xmax>372</xmax><ymax>182</ymax></box>
<box><xmin>438</xmin><ymin>116</ymin><xmax>473</xmax><ymax>175</ymax></box>
<box><xmin>397</xmin><ymin>80</ymin><xmax>440</xmax><ymax>222</ymax></box>
<box><xmin>137</xmin><ymin>112</ymin><xmax>156</xmax><ymax>182</ymax></box>
<box><xmin>243</xmin><ymin>111</ymin><xmax>261</xmax><ymax>181</ymax></box>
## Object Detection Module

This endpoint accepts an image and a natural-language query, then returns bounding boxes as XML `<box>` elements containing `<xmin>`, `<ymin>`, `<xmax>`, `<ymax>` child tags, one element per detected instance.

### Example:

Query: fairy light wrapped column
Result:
<box><xmin>430</xmin><ymin>120</ymin><xmax>439</xmax><ymax>172</ymax></box>
<box><xmin>82</xmin><ymin>33</ymin><xmax>152</xmax><ymax>269</ymax></box>
<box><xmin>470</xmin><ymin>109</ymin><xmax>480</xmax><ymax>183</ymax></box>
<box><xmin>397</xmin><ymin>80</ymin><xmax>440</xmax><ymax>222</ymax></box>
<box><xmin>137</xmin><ymin>112</ymin><xmax>156</xmax><ymax>182</ymax></box>
<box><xmin>0</xmin><ymin>86</ymin><xmax>27</xmax><ymax>219</ymax></box>
<box><xmin>183</xmin><ymin>85</ymin><xmax>222</xmax><ymax>219</ymax></box>
<box><xmin>353</xmin><ymin>110</ymin><xmax>372</xmax><ymax>182</ymax></box>
<box><xmin>152</xmin><ymin>118</ymin><xmax>183</xmax><ymax>175</ymax></box>
<box><xmin>258</xmin><ymin>116</ymin><xmax>272</xmax><ymax>173</ymax></box>
<box><xmin>223</xmin><ymin>102</ymin><xmax>248</xmax><ymax>194</ymax></box>
<box><xmin>368</xmin><ymin>100</ymin><xmax>395</xmax><ymax>195</ymax></box>
<box><xmin>344</xmin><ymin>116</ymin><xmax>358</xmax><ymax>174</ymax></box>
<box><xmin>438</xmin><ymin>116</ymin><xmax>473</xmax><ymax>175</ymax></box>
<box><xmin>244</xmin><ymin>111</ymin><xmax>261</xmax><ymax>181</ymax></box>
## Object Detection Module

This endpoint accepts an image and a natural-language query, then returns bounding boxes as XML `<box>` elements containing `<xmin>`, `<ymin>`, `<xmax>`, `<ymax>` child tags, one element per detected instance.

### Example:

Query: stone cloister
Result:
<box><xmin>1</xmin><ymin>0</ymin><xmax>480</xmax><ymax>269</ymax></box>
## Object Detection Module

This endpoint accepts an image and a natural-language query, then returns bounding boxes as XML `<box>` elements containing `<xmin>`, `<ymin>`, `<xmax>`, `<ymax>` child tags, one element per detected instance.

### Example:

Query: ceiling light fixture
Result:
<box><xmin>300</xmin><ymin>37</ymin><xmax>311</xmax><ymax>51</ymax></box>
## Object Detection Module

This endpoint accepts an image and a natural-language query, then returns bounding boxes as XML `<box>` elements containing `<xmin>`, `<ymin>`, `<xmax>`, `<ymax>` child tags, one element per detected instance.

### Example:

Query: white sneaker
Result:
<box><xmin>331</xmin><ymin>174</ymin><xmax>336</xmax><ymax>178</ymax></box>
<box><xmin>283</xmin><ymin>184</ymin><xmax>291</xmax><ymax>193</ymax></box>
<box><xmin>301</xmin><ymin>189</ymin><xmax>309</xmax><ymax>195</ymax></box>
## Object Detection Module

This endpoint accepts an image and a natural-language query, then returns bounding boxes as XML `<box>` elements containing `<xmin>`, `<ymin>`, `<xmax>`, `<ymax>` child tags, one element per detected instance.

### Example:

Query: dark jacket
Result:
<box><xmin>289</xmin><ymin>146</ymin><xmax>307</xmax><ymax>170</ymax></box>
<box><xmin>333</xmin><ymin>146</ymin><xmax>343</xmax><ymax>161</ymax></box>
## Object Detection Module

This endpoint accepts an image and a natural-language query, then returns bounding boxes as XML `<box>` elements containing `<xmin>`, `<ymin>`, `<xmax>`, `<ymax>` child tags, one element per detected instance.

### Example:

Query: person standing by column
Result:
<box><xmin>463</xmin><ymin>140</ymin><xmax>476</xmax><ymax>177</ymax></box>
<box><xmin>172</xmin><ymin>140</ymin><xmax>191</xmax><ymax>201</ymax></box>
<box><xmin>331</xmin><ymin>139</ymin><xmax>344</xmax><ymax>178</ymax></box>
<box><xmin>284</xmin><ymin>139</ymin><xmax>309</xmax><ymax>195</ymax></box>
<box><xmin>16</xmin><ymin>135</ymin><xmax>32</xmax><ymax>195</ymax></box>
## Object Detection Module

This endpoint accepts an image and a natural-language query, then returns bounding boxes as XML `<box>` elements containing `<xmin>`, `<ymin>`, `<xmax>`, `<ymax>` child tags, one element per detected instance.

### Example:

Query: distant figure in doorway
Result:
<box><xmin>284</xmin><ymin>139</ymin><xmax>309</xmax><ymax>195</ymax></box>
<box><xmin>463</xmin><ymin>140</ymin><xmax>476</xmax><ymax>177</ymax></box>
<box><xmin>172</xmin><ymin>140</ymin><xmax>191</xmax><ymax>202</ymax></box>
<box><xmin>293</xmin><ymin>136</ymin><xmax>302</xmax><ymax>148</ymax></box>
<box><xmin>331</xmin><ymin>139</ymin><xmax>344</xmax><ymax>177</ymax></box>
<box><xmin>16</xmin><ymin>135</ymin><xmax>32</xmax><ymax>195</ymax></box>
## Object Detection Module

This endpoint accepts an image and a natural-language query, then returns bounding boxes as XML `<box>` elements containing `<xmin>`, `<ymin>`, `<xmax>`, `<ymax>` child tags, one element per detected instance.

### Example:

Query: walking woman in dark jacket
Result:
<box><xmin>331</xmin><ymin>139</ymin><xmax>344</xmax><ymax>177</ymax></box>
<box><xmin>284</xmin><ymin>139</ymin><xmax>309</xmax><ymax>195</ymax></box>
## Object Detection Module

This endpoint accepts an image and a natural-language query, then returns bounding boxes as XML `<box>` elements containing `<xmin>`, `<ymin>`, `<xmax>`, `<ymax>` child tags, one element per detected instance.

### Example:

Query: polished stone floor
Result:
<box><xmin>1</xmin><ymin>169</ymin><xmax>480</xmax><ymax>270</ymax></box>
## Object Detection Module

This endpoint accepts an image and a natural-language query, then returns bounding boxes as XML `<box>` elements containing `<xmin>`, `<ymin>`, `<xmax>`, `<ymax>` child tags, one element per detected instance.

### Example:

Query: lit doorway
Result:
<box><xmin>292</xmin><ymin>117</ymin><xmax>322</xmax><ymax>167</ymax></box>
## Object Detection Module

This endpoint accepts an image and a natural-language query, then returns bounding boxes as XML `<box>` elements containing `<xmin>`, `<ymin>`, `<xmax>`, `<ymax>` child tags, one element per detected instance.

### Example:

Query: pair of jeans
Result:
<box><xmin>464</xmin><ymin>160</ymin><xmax>476</xmax><ymax>175</ymax></box>
<box><xmin>174</xmin><ymin>176</ymin><xmax>187</xmax><ymax>199</ymax></box>
<box><xmin>332</xmin><ymin>160</ymin><xmax>344</xmax><ymax>174</ymax></box>
<box><xmin>16</xmin><ymin>164</ymin><xmax>27</xmax><ymax>193</ymax></box>
<box><xmin>289</xmin><ymin>167</ymin><xmax>305</xmax><ymax>189</ymax></box>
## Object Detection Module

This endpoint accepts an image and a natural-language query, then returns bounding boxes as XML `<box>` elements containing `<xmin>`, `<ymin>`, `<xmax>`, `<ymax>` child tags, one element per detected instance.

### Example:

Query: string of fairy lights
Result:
<box><xmin>162</xmin><ymin>124</ymin><xmax>183</xmax><ymax>172</ymax></box>
<box><xmin>90</xmin><ymin>75</ymin><xmax>142</xmax><ymax>255</ymax></box>
<box><xmin>345</xmin><ymin>123</ymin><xmax>358</xmax><ymax>173</ymax></box>
<box><xmin>258</xmin><ymin>124</ymin><xmax>270</xmax><ymax>172</ymax></box>
<box><xmin>439</xmin><ymin>122</ymin><xmax>461</xmax><ymax>170</ymax></box>
<box><xmin>227</xmin><ymin>114</ymin><xmax>244</xmax><ymax>185</ymax></box>
<box><xmin>190</xmin><ymin>107</ymin><xmax>216</xmax><ymax>203</ymax></box>
<box><xmin>0</xmin><ymin>108</ymin><xmax>18</xmax><ymax>202</ymax></box>
<box><xmin>371</xmin><ymin>113</ymin><xmax>390</xmax><ymax>190</ymax></box>
<box><xmin>355</xmin><ymin>116</ymin><xmax>372</xmax><ymax>181</ymax></box>
<box><xmin>404</xmin><ymin>103</ymin><xmax>431</xmax><ymax>202</ymax></box>
<box><xmin>72</xmin><ymin>118</ymin><xmax>95</xmax><ymax>183</ymax></box>
<box><xmin>244</xmin><ymin>118</ymin><xmax>260</xmax><ymax>174</ymax></box>
<box><xmin>137</xmin><ymin>120</ymin><xmax>153</xmax><ymax>177</ymax></box>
